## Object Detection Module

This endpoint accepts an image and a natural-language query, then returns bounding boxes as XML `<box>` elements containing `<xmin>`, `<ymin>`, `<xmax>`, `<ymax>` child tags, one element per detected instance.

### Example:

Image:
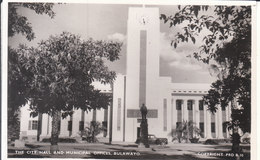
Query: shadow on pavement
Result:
<box><xmin>104</xmin><ymin>143</ymin><xmax>138</xmax><ymax>148</ymax></box>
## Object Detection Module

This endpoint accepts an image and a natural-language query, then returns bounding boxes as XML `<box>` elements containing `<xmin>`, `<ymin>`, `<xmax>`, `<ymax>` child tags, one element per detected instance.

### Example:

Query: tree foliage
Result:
<box><xmin>8</xmin><ymin>3</ymin><xmax>56</xmax><ymax>141</ymax></box>
<box><xmin>8</xmin><ymin>2</ymin><xmax>55</xmax><ymax>114</ymax></box>
<box><xmin>161</xmin><ymin>5</ymin><xmax>251</xmax><ymax>135</ymax></box>
<box><xmin>15</xmin><ymin>32</ymin><xmax>121</xmax><ymax>118</ymax></box>
<box><xmin>161</xmin><ymin>5</ymin><xmax>251</xmax><ymax>64</ymax></box>
<box><xmin>12</xmin><ymin>32</ymin><xmax>121</xmax><ymax>147</ymax></box>
<box><xmin>8</xmin><ymin>3</ymin><xmax>55</xmax><ymax>41</ymax></box>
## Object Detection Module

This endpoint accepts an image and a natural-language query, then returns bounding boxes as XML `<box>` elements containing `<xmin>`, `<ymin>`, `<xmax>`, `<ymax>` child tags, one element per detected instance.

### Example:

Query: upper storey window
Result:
<box><xmin>187</xmin><ymin>100</ymin><xmax>193</xmax><ymax>110</ymax></box>
<box><xmin>199</xmin><ymin>100</ymin><xmax>204</xmax><ymax>110</ymax></box>
<box><xmin>176</xmin><ymin>100</ymin><xmax>182</xmax><ymax>110</ymax></box>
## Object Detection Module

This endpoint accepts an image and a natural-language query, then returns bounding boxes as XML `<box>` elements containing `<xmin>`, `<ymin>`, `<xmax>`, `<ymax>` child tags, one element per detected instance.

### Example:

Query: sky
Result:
<box><xmin>9</xmin><ymin>3</ymin><xmax>217</xmax><ymax>84</ymax></box>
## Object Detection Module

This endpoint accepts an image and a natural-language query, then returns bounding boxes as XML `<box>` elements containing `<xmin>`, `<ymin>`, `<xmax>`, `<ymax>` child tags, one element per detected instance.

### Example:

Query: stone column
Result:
<box><xmin>203</xmin><ymin>104</ymin><xmax>207</xmax><ymax>138</ymax></box>
<box><xmin>183</xmin><ymin>99</ymin><xmax>188</xmax><ymax>121</ymax></box>
<box><xmin>107</xmin><ymin>104</ymin><xmax>110</xmax><ymax>138</ymax></box>
<box><xmin>47</xmin><ymin>115</ymin><xmax>52</xmax><ymax>137</ymax></box>
<box><xmin>59</xmin><ymin>116</ymin><xmax>69</xmax><ymax>137</ymax></box>
<box><xmin>40</xmin><ymin>114</ymin><xmax>48</xmax><ymax>140</ymax></box>
<box><xmin>193</xmin><ymin>100</ymin><xmax>200</xmax><ymax>128</ymax></box>
<box><xmin>172</xmin><ymin>99</ymin><xmax>177</xmax><ymax>133</ymax></box>
<box><xmin>206</xmin><ymin>110</ymin><xmax>212</xmax><ymax>139</ymax></box>
<box><xmin>215</xmin><ymin>111</ymin><xmax>218</xmax><ymax>138</ymax></box>
<box><xmin>71</xmin><ymin>109</ymin><xmax>81</xmax><ymax>137</ymax></box>
<box><xmin>216</xmin><ymin>106</ymin><xmax>223</xmax><ymax>138</ymax></box>
<box><xmin>226</xmin><ymin>104</ymin><xmax>231</xmax><ymax>138</ymax></box>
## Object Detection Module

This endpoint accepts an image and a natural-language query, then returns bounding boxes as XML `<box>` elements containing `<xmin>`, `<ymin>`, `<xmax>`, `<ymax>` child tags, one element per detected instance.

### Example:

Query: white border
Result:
<box><xmin>251</xmin><ymin>3</ymin><xmax>257</xmax><ymax>160</ymax></box>
<box><xmin>1</xmin><ymin>0</ymin><xmax>9</xmax><ymax>160</ymax></box>
<box><xmin>2</xmin><ymin>0</ymin><xmax>257</xmax><ymax>5</ymax></box>
<box><xmin>256</xmin><ymin>2</ymin><xmax>260</xmax><ymax>160</ymax></box>
<box><xmin>1</xmin><ymin>1</ymin><xmax>257</xmax><ymax>160</ymax></box>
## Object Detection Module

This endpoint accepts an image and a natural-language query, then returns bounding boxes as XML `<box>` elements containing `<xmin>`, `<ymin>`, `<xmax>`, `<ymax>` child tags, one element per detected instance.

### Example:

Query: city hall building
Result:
<box><xmin>19</xmin><ymin>7</ymin><xmax>231</xmax><ymax>143</ymax></box>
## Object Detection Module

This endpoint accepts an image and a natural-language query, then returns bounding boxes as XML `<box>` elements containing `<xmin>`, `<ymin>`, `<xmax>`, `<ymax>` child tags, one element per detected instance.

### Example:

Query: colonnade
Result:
<box><xmin>39</xmin><ymin>108</ymin><xmax>110</xmax><ymax>140</ymax></box>
<box><xmin>172</xmin><ymin>98</ymin><xmax>231</xmax><ymax>139</ymax></box>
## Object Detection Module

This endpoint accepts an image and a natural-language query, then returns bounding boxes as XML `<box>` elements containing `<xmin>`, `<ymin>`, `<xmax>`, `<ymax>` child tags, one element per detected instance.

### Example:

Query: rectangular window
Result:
<box><xmin>223</xmin><ymin>122</ymin><xmax>227</xmax><ymax>133</ymax></box>
<box><xmin>117</xmin><ymin>98</ymin><xmax>121</xmax><ymax>131</ymax></box>
<box><xmin>92</xmin><ymin>109</ymin><xmax>97</xmax><ymax>121</ymax></box>
<box><xmin>199</xmin><ymin>100</ymin><xmax>204</xmax><ymax>110</ymax></box>
<box><xmin>221</xmin><ymin>106</ymin><xmax>226</xmax><ymax>111</ymax></box>
<box><xmin>163</xmin><ymin>99</ymin><xmax>167</xmax><ymax>131</ymax></box>
<box><xmin>79</xmin><ymin>121</ymin><xmax>84</xmax><ymax>131</ymax></box>
<box><xmin>187</xmin><ymin>100</ymin><xmax>193</xmax><ymax>110</ymax></box>
<box><xmin>211</xmin><ymin>122</ymin><xmax>216</xmax><ymax>133</ymax></box>
<box><xmin>58</xmin><ymin>120</ymin><xmax>61</xmax><ymax>132</ymax></box>
<box><xmin>176</xmin><ymin>122</ymin><xmax>182</xmax><ymax>129</ymax></box>
<box><xmin>199</xmin><ymin>122</ymin><xmax>204</xmax><ymax>133</ymax></box>
<box><xmin>176</xmin><ymin>100</ymin><xmax>182</xmax><ymax>110</ymax></box>
<box><xmin>28</xmin><ymin>120</ymin><xmax>38</xmax><ymax>130</ymax></box>
<box><xmin>68</xmin><ymin>121</ymin><xmax>72</xmax><ymax>131</ymax></box>
<box><xmin>102</xmin><ymin>121</ymin><xmax>108</xmax><ymax>137</ymax></box>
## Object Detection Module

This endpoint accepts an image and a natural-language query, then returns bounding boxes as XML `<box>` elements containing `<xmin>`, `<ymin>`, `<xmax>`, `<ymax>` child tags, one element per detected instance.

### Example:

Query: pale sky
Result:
<box><xmin>9</xmin><ymin>3</ymin><xmax>217</xmax><ymax>84</ymax></box>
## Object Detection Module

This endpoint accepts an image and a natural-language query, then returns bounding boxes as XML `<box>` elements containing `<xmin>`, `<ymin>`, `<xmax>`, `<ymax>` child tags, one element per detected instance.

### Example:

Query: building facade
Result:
<box><xmin>19</xmin><ymin>7</ymin><xmax>231</xmax><ymax>143</ymax></box>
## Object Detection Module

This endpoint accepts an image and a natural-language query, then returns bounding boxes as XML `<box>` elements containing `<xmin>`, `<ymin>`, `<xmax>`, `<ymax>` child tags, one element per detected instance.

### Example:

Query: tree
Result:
<box><xmin>15</xmin><ymin>32</ymin><xmax>121</xmax><ymax>151</ymax></box>
<box><xmin>161</xmin><ymin>5</ymin><xmax>251</xmax><ymax>153</ymax></box>
<box><xmin>8</xmin><ymin>3</ymin><xmax>55</xmax><ymax>41</ymax></box>
<box><xmin>8</xmin><ymin>3</ymin><xmax>55</xmax><ymax>141</ymax></box>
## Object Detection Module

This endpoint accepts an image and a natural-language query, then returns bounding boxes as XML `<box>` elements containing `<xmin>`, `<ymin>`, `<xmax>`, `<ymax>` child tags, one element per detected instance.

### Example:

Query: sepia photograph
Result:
<box><xmin>1</xmin><ymin>0</ymin><xmax>257</xmax><ymax>159</ymax></box>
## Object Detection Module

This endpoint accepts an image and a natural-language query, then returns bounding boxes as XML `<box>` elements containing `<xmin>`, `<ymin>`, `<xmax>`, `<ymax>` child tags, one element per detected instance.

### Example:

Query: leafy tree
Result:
<box><xmin>161</xmin><ymin>5</ymin><xmax>251</xmax><ymax>153</ymax></box>
<box><xmin>8</xmin><ymin>3</ymin><xmax>55</xmax><ymax>41</ymax></box>
<box><xmin>8</xmin><ymin>3</ymin><xmax>55</xmax><ymax>141</ymax></box>
<box><xmin>15</xmin><ymin>32</ymin><xmax>121</xmax><ymax>151</ymax></box>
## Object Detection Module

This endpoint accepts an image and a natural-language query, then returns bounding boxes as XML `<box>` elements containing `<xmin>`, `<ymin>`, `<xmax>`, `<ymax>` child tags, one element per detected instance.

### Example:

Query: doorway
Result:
<box><xmin>137</xmin><ymin>127</ymin><xmax>141</xmax><ymax>138</ymax></box>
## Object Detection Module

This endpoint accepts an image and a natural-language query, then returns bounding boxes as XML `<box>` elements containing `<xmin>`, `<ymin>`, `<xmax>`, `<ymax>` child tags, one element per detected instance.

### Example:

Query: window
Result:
<box><xmin>57</xmin><ymin>121</ymin><xmax>61</xmax><ymax>132</ymax></box>
<box><xmin>93</xmin><ymin>109</ymin><xmax>97</xmax><ymax>121</ymax></box>
<box><xmin>199</xmin><ymin>100</ymin><xmax>204</xmax><ymax>110</ymax></box>
<box><xmin>102</xmin><ymin>121</ymin><xmax>108</xmax><ymax>137</ymax></box>
<box><xmin>117</xmin><ymin>98</ymin><xmax>121</xmax><ymax>131</ymax></box>
<box><xmin>68</xmin><ymin>121</ymin><xmax>72</xmax><ymax>131</ymax></box>
<box><xmin>187</xmin><ymin>100</ymin><xmax>193</xmax><ymax>110</ymax></box>
<box><xmin>163</xmin><ymin>99</ymin><xmax>167</xmax><ymax>131</ymax></box>
<box><xmin>221</xmin><ymin>106</ymin><xmax>226</xmax><ymax>111</ymax></box>
<box><xmin>176</xmin><ymin>100</ymin><xmax>182</xmax><ymax>110</ymax></box>
<box><xmin>176</xmin><ymin>122</ymin><xmax>182</xmax><ymax>129</ymax></box>
<box><xmin>211</xmin><ymin>123</ymin><xmax>215</xmax><ymax>133</ymax></box>
<box><xmin>199</xmin><ymin>122</ymin><xmax>204</xmax><ymax>133</ymax></box>
<box><xmin>102</xmin><ymin>121</ymin><xmax>107</xmax><ymax>129</ymax></box>
<box><xmin>223</xmin><ymin>122</ymin><xmax>227</xmax><ymax>133</ymax></box>
<box><xmin>28</xmin><ymin>120</ymin><xmax>38</xmax><ymax>130</ymax></box>
<box><xmin>79</xmin><ymin>121</ymin><xmax>84</xmax><ymax>131</ymax></box>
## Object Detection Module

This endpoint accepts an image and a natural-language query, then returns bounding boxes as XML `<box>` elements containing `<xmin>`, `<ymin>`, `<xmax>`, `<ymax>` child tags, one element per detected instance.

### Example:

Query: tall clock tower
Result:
<box><xmin>112</xmin><ymin>7</ymin><xmax>171</xmax><ymax>142</ymax></box>
<box><xmin>122</xmin><ymin>7</ymin><xmax>171</xmax><ymax>142</ymax></box>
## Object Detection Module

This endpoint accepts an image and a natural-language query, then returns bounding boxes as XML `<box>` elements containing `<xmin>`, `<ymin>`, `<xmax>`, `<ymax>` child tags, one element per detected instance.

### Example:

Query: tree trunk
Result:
<box><xmin>232</xmin><ymin>127</ymin><xmax>241</xmax><ymax>152</ymax></box>
<box><xmin>50</xmin><ymin>110</ymin><xmax>61</xmax><ymax>153</ymax></box>
<box><xmin>231</xmin><ymin>100</ymin><xmax>241</xmax><ymax>160</ymax></box>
